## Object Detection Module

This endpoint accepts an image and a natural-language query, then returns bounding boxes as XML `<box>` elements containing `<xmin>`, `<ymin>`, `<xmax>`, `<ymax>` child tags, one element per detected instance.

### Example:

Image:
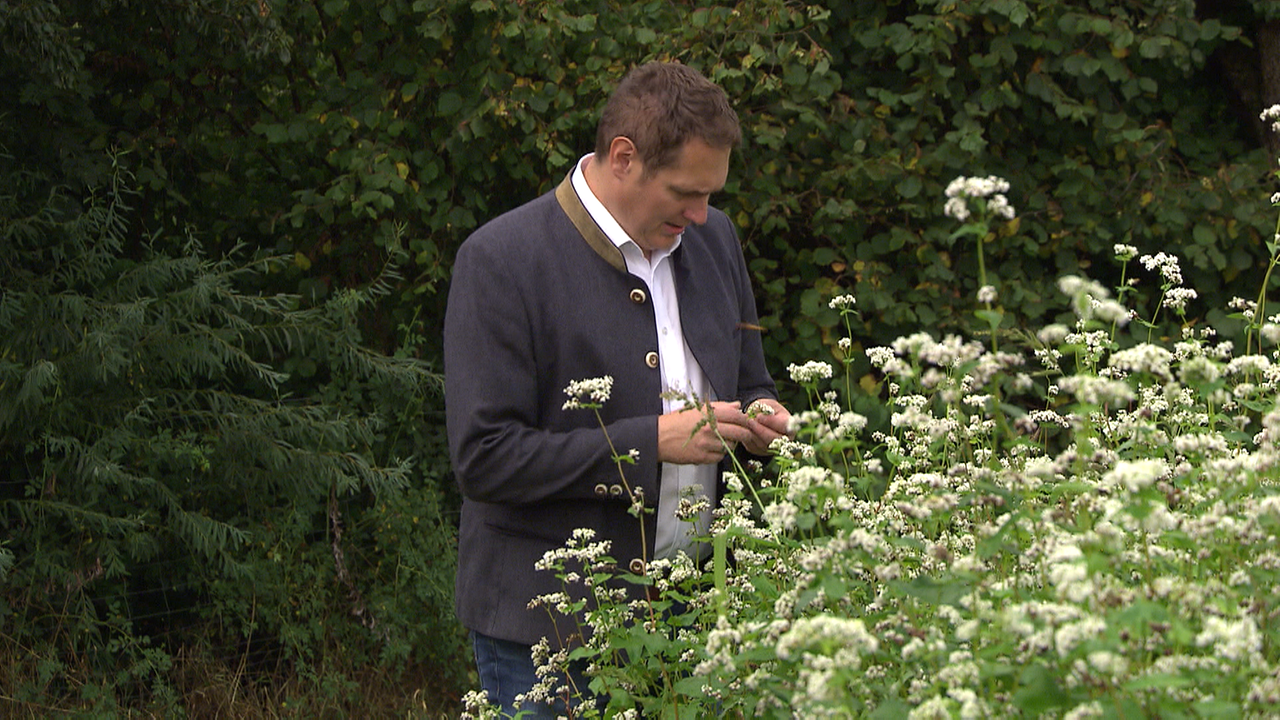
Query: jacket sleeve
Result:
<box><xmin>443</xmin><ymin>234</ymin><xmax>661</xmax><ymax>507</ymax></box>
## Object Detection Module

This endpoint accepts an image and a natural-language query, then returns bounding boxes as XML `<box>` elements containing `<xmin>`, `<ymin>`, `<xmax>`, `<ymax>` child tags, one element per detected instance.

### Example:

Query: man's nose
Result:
<box><xmin>683</xmin><ymin>197</ymin><xmax>709</xmax><ymax>225</ymax></box>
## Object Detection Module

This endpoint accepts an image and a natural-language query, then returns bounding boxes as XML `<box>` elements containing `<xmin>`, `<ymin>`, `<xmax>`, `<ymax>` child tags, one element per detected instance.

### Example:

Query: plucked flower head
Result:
<box><xmin>563</xmin><ymin>376</ymin><xmax>613</xmax><ymax>410</ymax></box>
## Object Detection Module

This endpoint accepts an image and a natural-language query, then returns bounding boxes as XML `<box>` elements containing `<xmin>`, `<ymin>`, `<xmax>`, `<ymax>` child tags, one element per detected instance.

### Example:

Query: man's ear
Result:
<box><xmin>607</xmin><ymin>136</ymin><xmax>638</xmax><ymax>179</ymax></box>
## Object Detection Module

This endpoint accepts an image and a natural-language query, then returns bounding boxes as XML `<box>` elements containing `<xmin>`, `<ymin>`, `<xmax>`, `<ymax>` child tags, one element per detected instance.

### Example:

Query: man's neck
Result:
<box><xmin>580</xmin><ymin>155</ymin><xmax>653</xmax><ymax>261</ymax></box>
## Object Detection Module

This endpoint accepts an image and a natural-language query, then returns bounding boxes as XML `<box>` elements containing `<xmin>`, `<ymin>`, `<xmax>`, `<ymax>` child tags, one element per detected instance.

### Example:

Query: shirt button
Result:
<box><xmin>644</xmin><ymin>351</ymin><xmax>659</xmax><ymax>368</ymax></box>
<box><xmin>630</xmin><ymin>288</ymin><xmax>647</xmax><ymax>304</ymax></box>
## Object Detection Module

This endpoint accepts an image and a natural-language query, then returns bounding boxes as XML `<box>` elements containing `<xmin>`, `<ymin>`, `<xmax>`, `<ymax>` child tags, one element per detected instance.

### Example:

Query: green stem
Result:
<box><xmin>976</xmin><ymin>230</ymin><xmax>988</xmax><ymax>291</ymax></box>
<box><xmin>1111</xmin><ymin>260</ymin><xmax>1130</xmax><ymax>342</ymax></box>
<box><xmin>1250</xmin><ymin>211</ymin><xmax>1280</xmax><ymax>355</ymax></box>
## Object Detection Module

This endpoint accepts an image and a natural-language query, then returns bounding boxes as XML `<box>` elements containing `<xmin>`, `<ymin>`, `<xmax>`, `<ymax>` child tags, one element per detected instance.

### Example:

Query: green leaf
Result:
<box><xmin>1139</xmin><ymin>37</ymin><xmax>1166</xmax><ymax>58</ymax></box>
<box><xmin>1013</xmin><ymin>663</ymin><xmax>1069</xmax><ymax>714</ymax></box>
<box><xmin>869</xmin><ymin>700</ymin><xmax>912</xmax><ymax>719</ymax></box>
<box><xmin>437</xmin><ymin>91</ymin><xmax>463</xmax><ymax>116</ymax></box>
<box><xmin>891</xmin><ymin>575</ymin><xmax>972</xmax><ymax>606</ymax></box>
<box><xmin>1194</xmin><ymin>700</ymin><xmax>1242</xmax><ymax>718</ymax></box>
<box><xmin>897</xmin><ymin>175</ymin><xmax>922</xmax><ymax>199</ymax></box>
<box><xmin>1123</xmin><ymin>673</ymin><xmax>1194</xmax><ymax>691</ymax></box>
<box><xmin>974</xmin><ymin>308</ymin><xmax>1004</xmax><ymax>330</ymax></box>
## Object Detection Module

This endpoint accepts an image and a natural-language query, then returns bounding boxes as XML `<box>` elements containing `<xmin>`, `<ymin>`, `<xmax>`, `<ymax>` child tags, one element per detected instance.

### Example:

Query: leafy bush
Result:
<box><xmin>0</xmin><ymin>156</ymin><xmax>458</xmax><ymax>715</ymax></box>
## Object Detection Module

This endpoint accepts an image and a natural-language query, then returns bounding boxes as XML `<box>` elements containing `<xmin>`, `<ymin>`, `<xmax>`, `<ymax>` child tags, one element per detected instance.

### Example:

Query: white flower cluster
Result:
<box><xmin>533</xmin><ymin>527</ymin><xmax>612</xmax><ymax>572</ymax></box>
<box><xmin>893</xmin><ymin>332</ymin><xmax>984</xmax><ymax>368</ymax></box>
<box><xmin>775</xmin><ymin>615</ymin><xmax>879</xmax><ymax>661</ymax></box>
<box><xmin>828</xmin><ymin>294</ymin><xmax>857</xmax><ymax>311</ymax></box>
<box><xmin>1195</xmin><ymin>615</ymin><xmax>1263</xmax><ymax>663</ymax></box>
<box><xmin>867</xmin><ymin>345</ymin><xmax>912</xmax><ymax>378</ymax></box>
<box><xmin>943</xmin><ymin>175</ymin><xmax>1016</xmax><ymax>222</ymax></box>
<box><xmin>1261</xmin><ymin>104</ymin><xmax>1280</xmax><ymax>134</ymax></box>
<box><xmin>562</xmin><ymin>375</ymin><xmax>613</xmax><ymax>410</ymax></box>
<box><xmin>458</xmin><ymin>690</ymin><xmax>500</xmax><ymax>720</ymax></box>
<box><xmin>524</xmin><ymin>246</ymin><xmax>1280</xmax><ymax>717</ymax></box>
<box><xmin>1230</xmin><ymin>296</ymin><xmax>1257</xmax><ymax>322</ymax></box>
<box><xmin>1114</xmin><ymin>244</ymin><xmax>1139</xmax><ymax>262</ymax></box>
<box><xmin>1101</xmin><ymin>458</ymin><xmax>1169</xmax><ymax>493</ymax></box>
<box><xmin>1162</xmin><ymin>286</ymin><xmax>1198</xmax><ymax>312</ymax></box>
<box><xmin>1107</xmin><ymin>343</ymin><xmax>1174</xmax><ymax>381</ymax></box>
<box><xmin>1140</xmin><ymin>252</ymin><xmax>1184</xmax><ymax>286</ymax></box>
<box><xmin>1057</xmin><ymin>275</ymin><xmax>1129</xmax><ymax>325</ymax></box>
<box><xmin>789</xmin><ymin>360</ymin><xmax>834</xmax><ymax>384</ymax></box>
<box><xmin>1057</xmin><ymin>374</ymin><xmax>1135</xmax><ymax>406</ymax></box>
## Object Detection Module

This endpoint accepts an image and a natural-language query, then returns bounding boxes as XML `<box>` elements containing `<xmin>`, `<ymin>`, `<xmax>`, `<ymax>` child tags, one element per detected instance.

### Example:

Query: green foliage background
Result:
<box><xmin>2</xmin><ymin>0</ymin><xmax>1278</xmax><ymax>714</ymax></box>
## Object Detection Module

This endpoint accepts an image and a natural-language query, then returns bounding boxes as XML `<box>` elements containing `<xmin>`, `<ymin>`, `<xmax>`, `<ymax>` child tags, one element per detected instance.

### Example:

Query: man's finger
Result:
<box><xmin>713</xmin><ymin>423</ymin><xmax>755</xmax><ymax>446</ymax></box>
<box><xmin>710</xmin><ymin>402</ymin><xmax>750</xmax><ymax>427</ymax></box>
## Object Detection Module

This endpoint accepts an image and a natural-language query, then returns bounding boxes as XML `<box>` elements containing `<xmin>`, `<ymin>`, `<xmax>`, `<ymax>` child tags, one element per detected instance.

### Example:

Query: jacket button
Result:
<box><xmin>628</xmin><ymin>558</ymin><xmax>646</xmax><ymax>574</ymax></box>
<box><xmin>609</xmin><ymin>484</ymin><xmax>624</xmax><ymax>497</ymax></box>
<box><xmin>645</xmin><ymin>351</ymin><xmax>659</xmax><ymax>368</ymax></box>
<box><xmin>594</xmin><ymin>483</ymin><xmax>608</xmax><ymax>496</ymax></box>
<box><xmin>630</xmin><ymin>288</ymin><xmax>647</xmax><ymax>304</ymax></box>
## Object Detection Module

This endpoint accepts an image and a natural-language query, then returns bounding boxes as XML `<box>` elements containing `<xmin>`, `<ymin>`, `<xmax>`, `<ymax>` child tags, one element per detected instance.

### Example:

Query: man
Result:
<box><xmin>444</xmin><ymin>61</ymin><xmax>791</xmax><ymax>717</ymax></box>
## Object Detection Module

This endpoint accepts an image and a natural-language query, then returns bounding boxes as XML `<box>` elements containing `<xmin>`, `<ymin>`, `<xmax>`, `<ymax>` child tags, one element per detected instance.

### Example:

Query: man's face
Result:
<box><xmin>613</xmin><ymin>138</ymin><xmax>731</xmax><ymax>258</ymax></box>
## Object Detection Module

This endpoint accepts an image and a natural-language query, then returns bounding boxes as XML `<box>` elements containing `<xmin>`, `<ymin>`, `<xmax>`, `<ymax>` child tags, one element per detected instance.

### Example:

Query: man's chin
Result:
<box><xmin>645</xmin><ymin>236</ymin><xmax>679</xmax><ymax>252</ymax></box>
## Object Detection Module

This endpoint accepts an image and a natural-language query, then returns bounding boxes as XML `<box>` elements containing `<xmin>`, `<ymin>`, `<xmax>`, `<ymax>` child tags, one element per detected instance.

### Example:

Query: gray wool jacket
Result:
<box><xmin>443</xmin><ymin>173</ymin><xmax>778</xmax><ymax>648</ymax></box>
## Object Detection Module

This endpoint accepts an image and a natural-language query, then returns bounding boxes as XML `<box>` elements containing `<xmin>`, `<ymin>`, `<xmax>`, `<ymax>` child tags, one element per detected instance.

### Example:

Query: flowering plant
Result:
<box><xmin>461</xmin><ymin>120</ymin><xmax>1280</xmax><ymax>720</ymax></box>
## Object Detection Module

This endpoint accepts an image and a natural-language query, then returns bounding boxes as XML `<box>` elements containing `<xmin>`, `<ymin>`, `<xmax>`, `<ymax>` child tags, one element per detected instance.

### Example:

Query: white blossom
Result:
<box><xmin>1114</xmin><ymin>244</ymin><xmax>1139</xmax><ymax>261</ymax></box>
<box><xmin>829</xmin><ymin>294</ymin><xmax>857</xmax><ymax>311</ymax></box>
<box><xmin>1102</xmin><ymin>458</ymin><xmax>1169</xmax><ymax>493</ymax></box>
<box><xmin>943</xmin><ymin>175</ymin><xmax>1016</xmax><ymax>221</ymax></box>
<box><xmin>562</xmin><ymin>376</ymin><xmax>613</xmax><ymax>409</ymax></box>
<box><xmin>1140</xmin><ymin>252</ymin><xmax>1184</xmax><ymax>286</ymax></box>
<box><xmin>789</xmin><ymin>360</ymin><xmax>834</xmax><ymax>384</ymax></box>
<box><xmin>1261</xmin><ymin>104</ymin><xmax>1280</xmax><ymax>133</ymax></box>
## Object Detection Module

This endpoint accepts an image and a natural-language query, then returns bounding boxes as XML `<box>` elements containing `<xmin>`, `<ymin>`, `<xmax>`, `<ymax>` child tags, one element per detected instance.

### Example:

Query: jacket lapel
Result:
<box><xmin>554</xmin><ymin>174</ymin><xmax>627</xmax><ymax>274</ymax></box>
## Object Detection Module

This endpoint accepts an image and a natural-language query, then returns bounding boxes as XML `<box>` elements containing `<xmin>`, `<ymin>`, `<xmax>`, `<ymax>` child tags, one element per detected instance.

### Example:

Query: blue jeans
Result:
<box><xmin>470</xmin><ymin>630</ymin><xmax>595</xmax><ymax>719</ymax></box>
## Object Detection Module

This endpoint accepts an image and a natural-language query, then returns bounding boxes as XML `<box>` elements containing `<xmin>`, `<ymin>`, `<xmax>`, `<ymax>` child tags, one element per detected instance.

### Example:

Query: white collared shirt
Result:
<box><xmin>571</xmin><ymin>155</ymin><xmax>715</xmax><ymax>560</ymax></box>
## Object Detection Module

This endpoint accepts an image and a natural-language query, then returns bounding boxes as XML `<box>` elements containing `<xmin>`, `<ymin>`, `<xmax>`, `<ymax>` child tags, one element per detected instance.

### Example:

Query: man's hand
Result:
<box><xmin>657</xmin><ymin>401</ymin><xmax>756</xmax><ymax>465</ymax></box>
<box><xmin>741</xmin><ymin>398</ymin><xmax>792</xmax><ymax>456</ymax></box>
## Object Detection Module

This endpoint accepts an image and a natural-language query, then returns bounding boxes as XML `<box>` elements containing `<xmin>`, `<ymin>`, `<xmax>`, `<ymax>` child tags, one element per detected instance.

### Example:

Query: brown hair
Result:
<box><xmin>594</xmin><ymin>62</ymin><xmax>741</xmax><ymax>174</ymax></box>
